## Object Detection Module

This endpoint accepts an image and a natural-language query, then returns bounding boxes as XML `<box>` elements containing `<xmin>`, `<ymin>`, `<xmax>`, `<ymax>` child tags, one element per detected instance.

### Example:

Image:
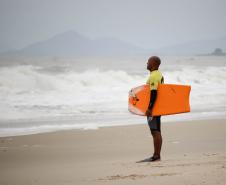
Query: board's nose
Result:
<box><xmin>132</xmin><ymin>97</ymin><xmax>139</xmax><ymax>105</ymax></box>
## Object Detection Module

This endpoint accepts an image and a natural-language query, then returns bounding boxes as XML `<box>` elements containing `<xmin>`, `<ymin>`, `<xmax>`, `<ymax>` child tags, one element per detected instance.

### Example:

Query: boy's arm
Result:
<box><xmin>148</xmin><ymin>90</ymin><xmax>157</xmax><ymax>110</ymax></box>
<box><xmin>146</xmin><ymin>74</ymin><xmax>158</xmax><ymax>115</ymax></box>
<box><xmin>146</xmin><ymin>90</ymin><xmax>157</xmax><ymax>116</ymax></box>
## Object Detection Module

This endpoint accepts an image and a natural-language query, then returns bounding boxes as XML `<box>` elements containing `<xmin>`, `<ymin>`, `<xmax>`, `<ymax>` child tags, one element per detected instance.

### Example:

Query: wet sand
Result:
<box><xmin>1</xmin><ymin>119</ymin><xmax>226</xmax><ymax>185</ymax></box>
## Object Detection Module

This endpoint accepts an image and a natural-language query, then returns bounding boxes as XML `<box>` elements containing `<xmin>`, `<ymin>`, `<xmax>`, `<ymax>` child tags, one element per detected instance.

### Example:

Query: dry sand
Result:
<box><xmin>1</xmin><ymin>119</ymin><xmax>226</xmax><ymax>185</ymax></box>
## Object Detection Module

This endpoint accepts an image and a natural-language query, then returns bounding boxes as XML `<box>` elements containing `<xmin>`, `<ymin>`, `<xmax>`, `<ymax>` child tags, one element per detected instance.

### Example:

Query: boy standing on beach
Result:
<box><xmin>145</xmin><ymin>56</ymin><xmax>164</xmax><ymax>162</ymax></box>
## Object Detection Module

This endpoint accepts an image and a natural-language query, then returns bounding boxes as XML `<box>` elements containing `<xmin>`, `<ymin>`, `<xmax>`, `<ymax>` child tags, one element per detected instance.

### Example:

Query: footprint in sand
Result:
<box><xmin>97</xmin><ymin>172</ymin><xmax>179</xmax><ymax>181</ymax></box>
<box><xmin>97</xmin><ymin>174</ymin><xmax>147</xmax><ymax>181</ymax></box>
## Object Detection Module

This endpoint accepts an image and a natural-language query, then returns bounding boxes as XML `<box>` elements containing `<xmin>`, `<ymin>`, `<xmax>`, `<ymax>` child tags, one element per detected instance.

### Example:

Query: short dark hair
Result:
<box><xmin>149</xmin><ymin>56</ymin><xmax>161</xmax><ymax>66</ymax></box>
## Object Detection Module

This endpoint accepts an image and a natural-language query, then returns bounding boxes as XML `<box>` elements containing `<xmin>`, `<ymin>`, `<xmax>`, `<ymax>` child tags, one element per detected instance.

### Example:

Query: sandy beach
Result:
<box><xmin>1</xmin><ymin>119</ymin><xmax>226</xmax><ymax>185</ymax></box>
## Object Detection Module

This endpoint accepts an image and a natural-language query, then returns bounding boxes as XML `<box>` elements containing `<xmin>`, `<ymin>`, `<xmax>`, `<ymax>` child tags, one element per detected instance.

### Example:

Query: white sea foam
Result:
<box><xmin>0</xmin><ymin>56</ymin><xmax>226</xmax><ymax>136</ymax></box>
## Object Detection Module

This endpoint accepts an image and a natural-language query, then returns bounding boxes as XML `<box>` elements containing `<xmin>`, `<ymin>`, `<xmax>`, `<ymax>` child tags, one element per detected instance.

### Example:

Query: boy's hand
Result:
<box><xmin>146</xmin><ymin>109</ymin><xmax>152</xmax><ymax>116</ymax></box>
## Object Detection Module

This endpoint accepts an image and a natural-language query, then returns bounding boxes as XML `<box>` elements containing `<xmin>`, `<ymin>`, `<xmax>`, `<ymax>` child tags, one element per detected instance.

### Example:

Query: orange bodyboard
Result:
<box><xmin>128</xmin><ymin>84</ymin><xmax>191</xmax><ymax>116</ymax></box>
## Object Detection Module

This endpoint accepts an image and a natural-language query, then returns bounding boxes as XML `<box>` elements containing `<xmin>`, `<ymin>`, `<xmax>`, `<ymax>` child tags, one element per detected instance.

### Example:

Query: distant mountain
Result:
<box><xmin>0</xmin><ymin>41</ymin><xmax>14</xmax><ymax>54</ymax></box>
<box><xmin>2</xmin><ymin>31</ymin><xmax>146</xmax><ymax>57</ymax></box>
<box><xmin>155</xmin><ymin>36</ymin><xmax>226</xmax><ymax>55</ymax></box>
<box><xmin>2</xmin><ymin>31</ymin><xmax>226</xmax><ymax>57</ymax></box>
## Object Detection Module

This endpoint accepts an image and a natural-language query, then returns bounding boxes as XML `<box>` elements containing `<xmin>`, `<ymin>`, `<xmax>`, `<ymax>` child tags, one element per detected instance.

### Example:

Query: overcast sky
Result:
<box><xmin>0</xmin><ymin>0</ymin><xmax>226</xmax><ymax>52</ymax></box>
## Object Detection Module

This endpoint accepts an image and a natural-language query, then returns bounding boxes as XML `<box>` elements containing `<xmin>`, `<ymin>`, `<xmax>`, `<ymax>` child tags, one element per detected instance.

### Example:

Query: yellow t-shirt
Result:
<box><xmin>146</xmin><ymin>70</ymin><xmax>164</xmax><ymax>90</ymax></box>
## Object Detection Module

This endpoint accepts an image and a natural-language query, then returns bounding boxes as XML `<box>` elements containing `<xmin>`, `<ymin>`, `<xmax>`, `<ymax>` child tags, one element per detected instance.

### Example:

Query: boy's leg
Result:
<box><xmin>147</xmin><ymin>116</ymin><xmax>162</xmax><ymax>158</ymax></box>
<box><xmin>151</xmin><ymin>130</ymin><xmax>162</xmax><ymax>157</ymax></box>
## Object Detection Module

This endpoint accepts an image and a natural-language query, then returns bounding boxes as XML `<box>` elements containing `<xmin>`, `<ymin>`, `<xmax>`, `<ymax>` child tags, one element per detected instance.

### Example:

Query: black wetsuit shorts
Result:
<box><xmin>147</xmin><ymin>116</ymin><xmax>161</xmax><ymax>132</ymax></box>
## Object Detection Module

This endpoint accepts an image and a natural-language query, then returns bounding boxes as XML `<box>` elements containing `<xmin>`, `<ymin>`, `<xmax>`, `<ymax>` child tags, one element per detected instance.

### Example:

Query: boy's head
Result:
<box><xmin>147</xmin><ymin>56</ymin><xmax>161</xmax><ymax>71</ymax></box>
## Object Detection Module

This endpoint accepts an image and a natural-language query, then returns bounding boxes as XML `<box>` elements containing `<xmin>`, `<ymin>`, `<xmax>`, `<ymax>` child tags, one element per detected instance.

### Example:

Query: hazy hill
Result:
<box><xmin>2</xmin><ymin>31</ymin><xmax>146</xmax><ymax>57</ymax></box>
<box><xmin>1</xmin><ymin>31</ymin><xmax>226</xmax><ymax>57</ymax></box>
<box><xmin>156</xmin><ymin>36</ymin><xmax>226</xmax><ymax>55</ymax></box>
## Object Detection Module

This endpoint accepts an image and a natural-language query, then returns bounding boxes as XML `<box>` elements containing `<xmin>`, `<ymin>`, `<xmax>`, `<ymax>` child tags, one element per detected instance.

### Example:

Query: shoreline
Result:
<box><xmin>1</xmin><ymin>118</ymin><xmax>226</xmax><ymax>185</ymax></box>
<box><xmin>1</xmin><ymin>116</ymin><xmax>226</xmax><ymax>137</ymax></box>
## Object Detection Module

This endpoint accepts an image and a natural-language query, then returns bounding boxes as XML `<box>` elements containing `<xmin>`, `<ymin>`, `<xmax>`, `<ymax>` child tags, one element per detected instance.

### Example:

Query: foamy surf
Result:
<box><xmin>0</xmin><ymin>56</ymin><xmax>226</xmax><ymax>136</ymax></box>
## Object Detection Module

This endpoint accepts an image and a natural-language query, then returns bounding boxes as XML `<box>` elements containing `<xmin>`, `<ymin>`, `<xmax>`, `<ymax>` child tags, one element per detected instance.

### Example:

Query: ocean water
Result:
<box><xmin>0</xmin><ymin>56</ymin><xmax>226</xmax><ymax>136</ymax></box>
